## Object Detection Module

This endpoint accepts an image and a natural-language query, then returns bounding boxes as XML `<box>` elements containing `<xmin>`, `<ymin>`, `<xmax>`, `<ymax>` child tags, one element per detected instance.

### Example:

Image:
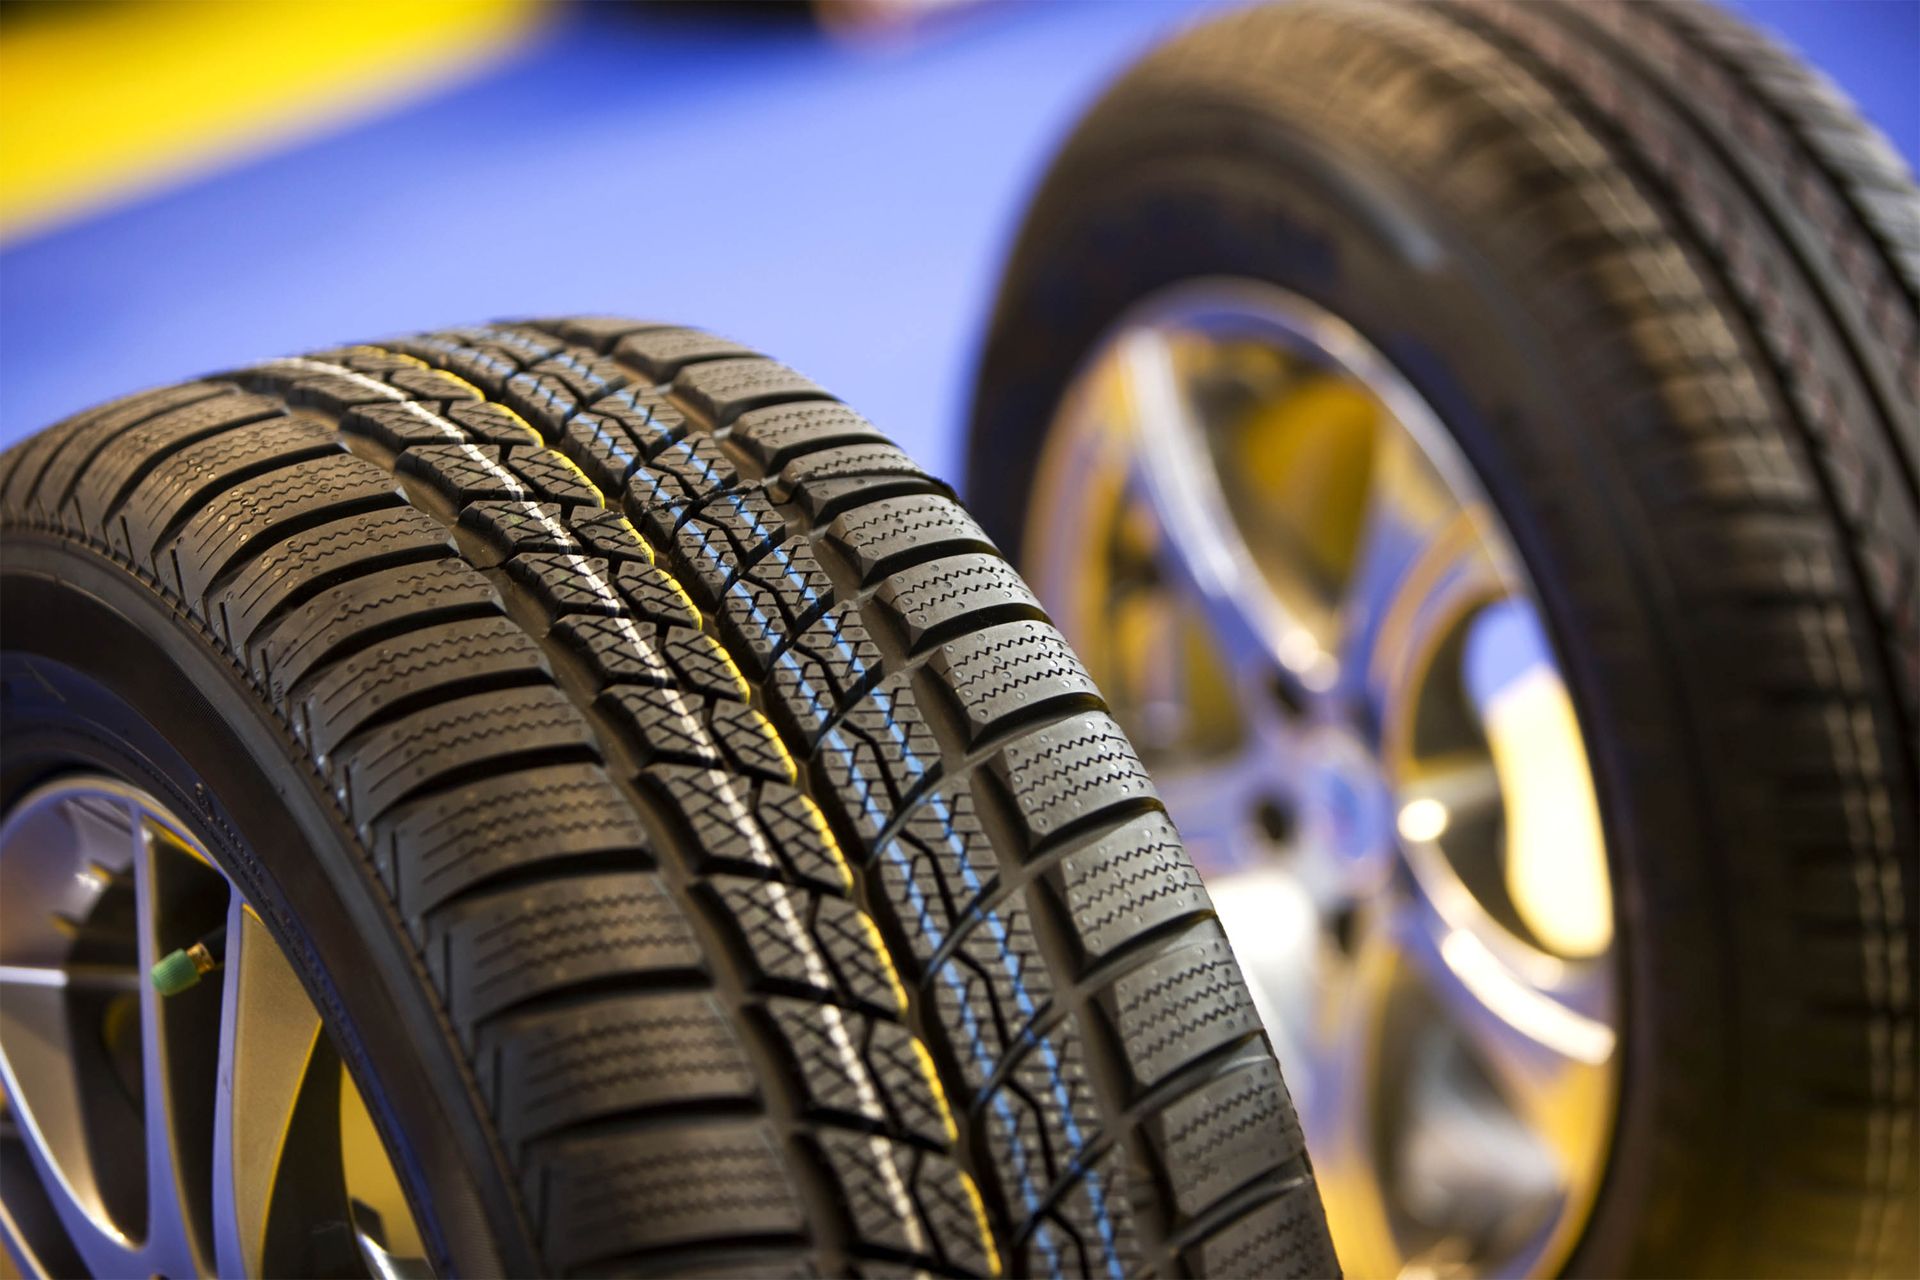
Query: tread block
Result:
<box><xmin>577</xmin><ymin>385</ymin><xmax>691</xmax><ymax>462</ymax></box>
<box><xmin>504</xmin><ymin>447</ymin><xmax>603</xmax><ymax>506</ymax></box>
<box><xmin>931</xmin><ymin>620</ymin><xmax>1101</xmax><ymax>744</ymax></box>
<box><xmin>507</xmin><ymin>551</ymin><xmax>628</xmax><ymax>617</ymax></box>
<box><xmin>397</xmin><ymin>443</ymin><xmax>531</xmax><ymax>507</ymax></box>
<box><xmin>654</xmin><ymin>768</ymin><xmax>846</xmax><ymax>886</ymax></box>
<box><xmin>936</xmin><ymin>898</ymin><xmax>1054</xmax><ymax>1091</ymax></box>
<box><xmin>458</xmin><ymin>500</ymin><xmax>581</xmax><ymax>565</ymax></box>
<box><xmin>15</xmin><ymin>382</ymin><xmax>238</xmax><ymax>517</ymax></box>
<box><xmin>718</xmin><ymin>539</ymin><xmax>838</xmax><ymax>678</ymax></box>
<box><xmin>1106</xmin><ymin>929</ymin><xmax>1263</xmax><ymax>1091</ymax></box>
<box><xmin>730</xmin><ymin>401</ymin><xmax>890</xmax><ymax>471</ymax></box>
<box><xmin>160</xmin><ymin>454</ymin><xmax>402</xmax><ymax>600</ymax></box>
<box><xmin>663</xmin><ymin>625</ymin><xmax>751</xmax><ymax>702</ymax></box>
<box><xmin>910</xmin><ymin>1152</ymin><xmax>1000</xmax><ymax>1276</ymax></box>
<box><xmin>343</xmin><ymin>399</ymin><xmax>474</xmax><ymax>453</ymax></box>
<box><xmin>712</xmin><ymin>699</ymin><xmax>799</xmax><ymax>784</ymax></box>
<box><xmin>873</xmin><ymin>792</ymin><xmax>999</xmax><ymax>977</ymax></box>
<box><xmin>513</xmin><ymin>349</ymin><xmax>630</xmax><ymax>420</ymax></box>
<box><xmin>1037</xmin><ymin>1149</ymin><xmax>1142</xmax><ymax>1280</ymax></box>
<box><xmin>603</xmin><ymin>691</ymin><xmax>724</xmax><ymax>770</ymax></box>
<box><xmin>766</xmin><ymin>605</ymin><xmax>883</xmax><ymax>747</ymax></box>
<box><xmin>433</xmin><ymin>870</ymin><xmax>703</xmax><ymax>1027</ymax></box>
<box><xmin>815</xmin><ymin>675</ymin><xmax>940</xmax><ymax>845</ymax></box>
<box><xmin>628</xmin><ymin>435</ymin><xmax>743</xmax><ymax>544</ymax></box>
<box><xmin>486</xmin><ymin>990</ymin><xmax>754</xmax><ymax>1153</ymax></box>
<box><xmin>815</xmin><ymin>1130</ymin><xmax>937</xmax><ymax>1260</ymax></box>
<box><xmin>614</xmin><ymin>559</ymin><xmax>703</xmax><ymax>629</ymax></box>
<box><xmin>1154</xmin><ymin>1056</ymin><xmax>1306</xmax><ymax>1220</ymax></box>
<box><xmin>1189</xmin><ymin>1186</ymin><xmax>1338</xmax><ymax>1280</ymax></box>
<box><xmin>707</xmin><ymin>876</ymin><xmax>898</xmax><ymax>1015</ymax></box>
<box><xmin>560</xmin><ymin>405</ymin><xmax>657</xmax><ymax>492</ymax></box>
<box><xmin>567</xmin><ymin>506</ymin><xmax>653</xmax><ymax>562</ymax></box>
<box><xmin>329</xmin><ymin>684</ymin><xmax>599</xmax><ymax>825</ymax></box>
<box><xmin>700</xmin><ymin>486</ymin><xmax>788</xmax><ymax>566</ymax></box>
<box><xmin>549</xmin><ymin>613</ymin><xmax>676</xmax><ymax>687</ymax></box>
<box><xmin>763</xmin><ymin>997</ymin><xmax>893</xmax><ymax>1129</ymax></box>
<box><xmin>251</xmin><ymin>556</ymin><xmax>501</xmax><ymax>697</ymax></box>
<box><xmin>753</xmin><ymin>782</ymin><xmax>856</xmax><ymax>892</ymax></box>
<box><xmin>675</xmin><ymin>356</ymin><xmax>833</xmax><ymax>427</ymax></box>
<box><xmin>996</xmin><ymin>711</ymin><xmax>1159</xmax><ymax>842</ymax></box>
<box><xmin>874</xmin><ymin>553</ymin><xmax>1043</xmax><ymax>652</ymax></box>
<box><xmin>67</xmin><ymin>390</ymin><xmax>288</xmax><ymax>529</ymax></box>
<box><xmin>388</xmin><ymin>333</ymin><xmax>531</xmax><ymax>397</ymax></box>
<box><xmin>826</xmin><ymin>494</ymin><xmax>995</xmax><ymax>584</ymax></box>
<box><xmin>372</xmin><ymin>762</ymin><xmax>652</xmax><ymax>919</ymax></box>
<box><xmin>532</xmin><ymin>1121</ymin><xmax>803</xmax><ymax>1271</ymax></box>
<box><xmin>294</xmin><ymin>615</ymin><xmax>549</xmax><ymax>762</ymax></box>
<box><xmin>210</xmin><ymin>505</ymin><xmax>452</xmax><ymax>652</ymax></box>
<box><xmin>537</xmin><ymin>315</ymin><xmax>668</xmax><ymax>353</ymax></box>
<box><xmin>1054</xmin><ymin>813</ymin><xmax>1211</xmax><ymax>965</ymax></box>
<box><xmin>444</xmin><ymin>399</ymin><xmax>544</xmax><ymax>446</ymax></box>
<box><xmin>614</xmin><ymin>326</ymin><xmax>760</xmax><ymax>381</ymax></box>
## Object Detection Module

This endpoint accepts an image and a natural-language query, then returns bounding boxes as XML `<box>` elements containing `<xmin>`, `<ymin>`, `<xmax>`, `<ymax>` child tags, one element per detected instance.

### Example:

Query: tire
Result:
<box><xmin>0</xmin><ymin>319</ymin><xmax>1336</xmax><ymax>1278</ymax></box>
<box><xmin>968</xmin><ymin>4</ymin><xmax>1917</xmax><ymax>1278</ymax></box>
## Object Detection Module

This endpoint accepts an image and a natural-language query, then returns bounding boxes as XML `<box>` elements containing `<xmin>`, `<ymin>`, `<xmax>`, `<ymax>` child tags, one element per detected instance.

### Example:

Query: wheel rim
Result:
<box><xmin>1025</xmin><ymin>279</ymin><xmax>1618</xmax><ymax>1279</ymax></box>
<box><xmin>0</xmin><ymin>775</ymin><xmax>430</xmax><ymax>1279</ymax></box>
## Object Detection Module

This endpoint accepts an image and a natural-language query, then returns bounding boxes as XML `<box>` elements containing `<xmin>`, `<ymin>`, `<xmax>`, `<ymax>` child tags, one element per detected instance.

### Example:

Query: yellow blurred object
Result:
<box><xmin>0</xmin><ymin>0</ymin><xmax>541</xmax><ymax>240</ymax></box>
<box><xmin>1488</xmin><ymin>665</ymin><xmax>1614</xmax><ymax>958</ymax></box>
<box><xmin>1233</xmin><ymin>370</ymin><xmax>1376</xmax><ymax>588</ymax></box>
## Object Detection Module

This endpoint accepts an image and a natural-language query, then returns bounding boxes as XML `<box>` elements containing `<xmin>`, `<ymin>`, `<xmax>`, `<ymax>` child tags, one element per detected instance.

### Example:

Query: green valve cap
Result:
<box><xmin>150</xmin><ymin>942</ymin><xmax>214</xmax><ymax>997</ymax></box>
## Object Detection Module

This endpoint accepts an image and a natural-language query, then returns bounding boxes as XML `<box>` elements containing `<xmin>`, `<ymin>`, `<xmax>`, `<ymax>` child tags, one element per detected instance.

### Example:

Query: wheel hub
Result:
<box><xmin>1296</xmin><ymin>724</ymin><xmax>1391</xmax><ymax>879</ymax></box>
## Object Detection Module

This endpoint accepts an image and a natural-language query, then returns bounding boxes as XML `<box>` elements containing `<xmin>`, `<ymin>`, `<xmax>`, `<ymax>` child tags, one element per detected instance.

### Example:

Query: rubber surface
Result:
<box><xmin>0</xmin><ymin>319</ymin><xmax>1335</xmax><ymax>1278</ymax></box>
<box><xmin>968</xmin><ymin>2</ymin><xmax>1916</xmax><ymax>1276</ymax></box>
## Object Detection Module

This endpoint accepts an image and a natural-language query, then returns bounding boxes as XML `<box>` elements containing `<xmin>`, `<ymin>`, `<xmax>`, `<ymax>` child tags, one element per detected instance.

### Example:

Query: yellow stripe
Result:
<box><xmin>0</xmin><ymin>0</ymin><xmax>542</xmax><ymax>240</ymax></box>
<box><xmin>858</xmin><ymin>910</ymin><xmax>911</xmax><ymax>1016</ymax></box>
<box><xmin>800</xmin><ymin>795</ymin><xmax>855</xmax><ymax>892</ymax></box>
<box><xmin>541</xmin><ymin>447</ymin><xmax>608</xmax><ymax>508</ymax></box>
<box><xmin>959</xmin><ymin>1169</ymin><xmax>1003</xmax><ymax>1278</ymax></box>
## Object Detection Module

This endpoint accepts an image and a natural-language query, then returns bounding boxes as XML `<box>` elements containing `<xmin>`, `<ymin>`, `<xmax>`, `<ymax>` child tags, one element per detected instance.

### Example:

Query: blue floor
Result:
<box><xmin>1</xmin><ymin>0</ymin><xmax>1912</xmax><ymax>486</ymax></box>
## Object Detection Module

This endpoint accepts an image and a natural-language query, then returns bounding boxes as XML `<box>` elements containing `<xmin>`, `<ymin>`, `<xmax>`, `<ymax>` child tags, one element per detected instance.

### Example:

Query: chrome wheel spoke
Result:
<box><xmin>1112</xmin><ymin>325</ymin><xmax>1336</xmax><ymax>699</ymax></box>
<box><xmin>1337</xmin><ymin>426</ymin><xmax>1449</xmax><ymax>701</ymax></box>
<box><xmin>1396</xmin><ymin>753</ymin><xmax>1504</xmax><ymax>837</ymax></box>
<box><xmin>132</xmin><ymin>815</ymin><xmax>215</xmax><ymax>1279</ymax></box>
<box><xmin>1388</xmin><ymin>886</ymin><xmax>1615</xmax><ymax>1180</ymax></box>
<box><xmin>212</xmin><ymin>896</ymin><xmax>326</xmax><ymax>1279</ymax></box>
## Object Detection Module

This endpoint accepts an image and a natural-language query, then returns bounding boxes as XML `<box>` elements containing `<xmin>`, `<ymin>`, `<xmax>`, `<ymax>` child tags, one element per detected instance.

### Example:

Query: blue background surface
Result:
<box><xmin>2</xmin><ymin>0</ymin><xmax>1914</xmax><ymax>484</ymax></box>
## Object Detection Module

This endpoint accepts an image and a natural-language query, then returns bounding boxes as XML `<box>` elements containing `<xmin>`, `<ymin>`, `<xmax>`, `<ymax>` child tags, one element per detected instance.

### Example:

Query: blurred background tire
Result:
<box><xmin>0</xmin><ymin>320</ymin><xmax>1336</xmax><ymax>1278</ymax></box>
<box><xmin>969</xmin><ymin>2</ymin><xmax>1917</xmax><ymax>1276</ymax></box>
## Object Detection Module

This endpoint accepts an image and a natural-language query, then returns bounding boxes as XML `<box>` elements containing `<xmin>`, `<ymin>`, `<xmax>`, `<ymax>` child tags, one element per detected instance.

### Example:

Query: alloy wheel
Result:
<box><xmin>1026</xmin><ymin>280</ymin><xmax>1619</xmax><ymax>1279</ymax></box>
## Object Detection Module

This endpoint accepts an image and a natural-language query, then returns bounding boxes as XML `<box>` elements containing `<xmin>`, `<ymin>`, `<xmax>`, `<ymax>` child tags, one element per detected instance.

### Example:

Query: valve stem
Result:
<box><xmin>150</xmin><ymin>923</ymin><xmax>227</xmax><ymax>996</ymax></box>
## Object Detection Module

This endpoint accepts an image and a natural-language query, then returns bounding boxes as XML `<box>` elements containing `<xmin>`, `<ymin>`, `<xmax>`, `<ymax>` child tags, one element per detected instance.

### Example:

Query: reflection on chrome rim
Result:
<box><xmin>1026</xmin><ymin>279</ymin><xmax>1618</xmax><ymax>1279</ymax></box>
<box><xmin>0</xmin><ymin>776</ymin><xmax>430</xmax><ymax>1279</ymax></box>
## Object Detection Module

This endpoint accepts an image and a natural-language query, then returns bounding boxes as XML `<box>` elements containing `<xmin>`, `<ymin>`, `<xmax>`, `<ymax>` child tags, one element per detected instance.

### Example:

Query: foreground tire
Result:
<box><xmin>0</xmin><ymin>319</ymin><xmax>1334</xmax><ymax>1278</ymax></box>
<box><xmin>970</xmin><ymin>3</ymin><xmax>1916</xmax><ymax>1277</ymax></box>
